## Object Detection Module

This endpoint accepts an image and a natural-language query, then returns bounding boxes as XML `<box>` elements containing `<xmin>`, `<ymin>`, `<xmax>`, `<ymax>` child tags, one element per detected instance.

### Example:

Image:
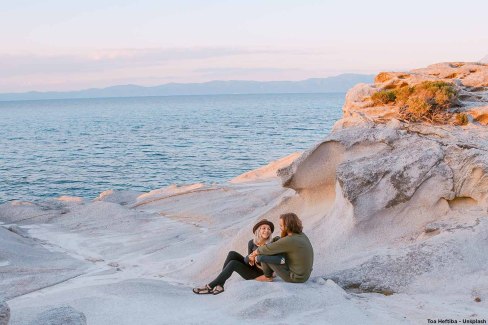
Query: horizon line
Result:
<box><xmin>0</xmin><ymin>91</ymin><xmax>351</xmax><ymax>103</ymax></box>
<box><xmin>0</xmin><ymin>72</ymin><xmax>376</xmax><ymax>96</ymax></box>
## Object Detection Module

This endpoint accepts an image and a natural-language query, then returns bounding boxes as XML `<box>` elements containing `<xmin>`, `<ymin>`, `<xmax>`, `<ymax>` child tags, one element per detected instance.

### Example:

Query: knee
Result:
<box><xmin>227</xmin><ymin>251</ymin><xmax>241</xmax><ymax>261</ymax></box>
<box><xmin>260</xmin><ymin>261</ymin><xmax>269</xmax><ymax>268</ymax></box>
<box><xmin>225</xmin><ymin>260</ymin><xmax>241</xmax><ymax>270</ymax></box>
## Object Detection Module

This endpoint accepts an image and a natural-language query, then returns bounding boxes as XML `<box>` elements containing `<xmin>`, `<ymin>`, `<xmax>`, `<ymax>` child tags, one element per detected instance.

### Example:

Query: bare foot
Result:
<box><xmin>255</xmin><ymin>275</ymin><xmax>273</xmax><ymax>282</ymax></box>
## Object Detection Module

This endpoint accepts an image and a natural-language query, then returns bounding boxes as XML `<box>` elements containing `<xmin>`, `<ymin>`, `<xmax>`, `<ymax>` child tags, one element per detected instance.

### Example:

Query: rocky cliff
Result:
<box><xmin>1</xmin><ymin>62</ymin><xmax>487</xmax><ymax>324</ymax></box>
<box><xmin>274</xmin><ymin>62</ymin><xmax>488</xmax><ymax>296</ymax></box>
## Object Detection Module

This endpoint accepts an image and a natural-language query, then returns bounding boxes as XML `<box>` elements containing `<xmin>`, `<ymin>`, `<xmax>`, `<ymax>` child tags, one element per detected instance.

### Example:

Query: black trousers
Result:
<box><xmin>208</xmin><ymin>251</ymin><xmax>263</xmax><ymax>288</ymax></box>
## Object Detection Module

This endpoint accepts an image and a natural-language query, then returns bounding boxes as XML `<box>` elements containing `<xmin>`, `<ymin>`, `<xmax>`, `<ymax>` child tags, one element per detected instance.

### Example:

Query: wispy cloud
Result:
<box><xmin>0</xmin><ymin>46</ymin><xmax>383</xmax><ymax>92</ymax></box>
<box><xmin>195</xmin><ymin>67</ymin><xmax>304</xmax><ymax>79</ymax></box>
<box><xmin>0</xmin><ymin>47</ymin><xmax>279</xmax><ymax>77</ymax></box>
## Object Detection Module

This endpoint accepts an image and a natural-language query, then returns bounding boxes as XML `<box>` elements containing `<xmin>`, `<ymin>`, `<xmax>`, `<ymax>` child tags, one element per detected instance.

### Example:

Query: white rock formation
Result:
<box><xmin>277</xmin><ymin>62</ymin><xmax>488</xmax><ymax>295</ymax></box>
<box><xmin>1</xmin><ymin>61</ymin><xmax>488</xmax><ymax>324</ymax></box>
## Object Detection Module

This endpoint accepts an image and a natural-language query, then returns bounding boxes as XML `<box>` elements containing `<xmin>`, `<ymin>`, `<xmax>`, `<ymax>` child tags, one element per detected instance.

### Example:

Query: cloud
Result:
<box><xmin>0</xmin><ymin>47</ymin><xmax>276</xmax><ymax>77</ymax></box>
<box><xmin>195</xmin><ymin>67</ymin><xmax>304</xmax><ymax>78</ymax></box>
<box><xmin>0</xmin><ymin>46</ymin><xmax>381</xmax><ymax>92</ymax></box>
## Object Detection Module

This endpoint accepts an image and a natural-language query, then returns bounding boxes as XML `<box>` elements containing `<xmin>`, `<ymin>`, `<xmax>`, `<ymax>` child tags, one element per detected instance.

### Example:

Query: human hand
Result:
<box><xmin>248</xmin><ymin>255</ymin><xmax>256</xmax><ymax>266</ymax></box>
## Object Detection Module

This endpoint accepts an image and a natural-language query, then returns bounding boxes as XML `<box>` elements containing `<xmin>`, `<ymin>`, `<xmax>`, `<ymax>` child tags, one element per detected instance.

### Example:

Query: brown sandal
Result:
<box><xmin>192</xmin><ymin>284</ymin><xmax>213</xmax><ymax>294</ymax></box>
<box><xmin>212</xmin><ymin>285</ymin><xmax>224</xmax><ymax>295</ymax></box>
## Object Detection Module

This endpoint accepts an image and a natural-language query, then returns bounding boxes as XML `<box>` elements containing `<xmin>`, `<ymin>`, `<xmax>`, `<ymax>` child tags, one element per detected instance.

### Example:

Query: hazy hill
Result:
<box><xmin>0</xmin><ymin>73</ymin><xmax>374</xmax><ymax>101</ymax></box>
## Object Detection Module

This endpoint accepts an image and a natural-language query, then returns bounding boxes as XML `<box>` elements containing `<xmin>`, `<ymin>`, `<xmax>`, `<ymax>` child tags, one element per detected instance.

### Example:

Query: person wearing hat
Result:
<box><xmin>192</xmin><ymin>219</ymin><xmax>282</xmax><ymax>295</ymax></box>
<box><xmin>250</xmin><ymin>213</ymin><xmax>314</xmax><ymax>283</ymax></box>
<box><xmin>244</xmin><ymin>220</ymin><xmax>285</xmax><ymax>267</ymax></box>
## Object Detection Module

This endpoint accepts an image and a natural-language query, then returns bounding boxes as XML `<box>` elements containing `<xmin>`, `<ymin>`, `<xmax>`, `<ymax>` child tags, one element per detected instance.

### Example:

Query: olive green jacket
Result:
<box><xmin>257</xmin><ymin>232</ymin><xmax>314</xmax><ymax>282</ymax></box>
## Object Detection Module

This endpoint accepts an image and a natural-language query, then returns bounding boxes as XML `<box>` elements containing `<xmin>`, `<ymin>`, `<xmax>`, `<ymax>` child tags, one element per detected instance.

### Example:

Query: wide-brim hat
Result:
<box><xmin>253</xmin><ymin>219</ymin><xmax>274</xmax><ymax>233</ymax></box>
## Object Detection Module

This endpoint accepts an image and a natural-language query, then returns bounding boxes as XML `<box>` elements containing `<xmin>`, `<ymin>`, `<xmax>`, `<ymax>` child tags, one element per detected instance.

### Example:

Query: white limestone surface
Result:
<box><xmin>2</xmin><ymin>61</ymin><xmax>488</xmax><ymax>324</ymax></box>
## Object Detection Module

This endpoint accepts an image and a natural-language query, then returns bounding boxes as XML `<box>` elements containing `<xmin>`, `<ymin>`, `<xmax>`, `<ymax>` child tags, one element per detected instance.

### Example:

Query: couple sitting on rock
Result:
<box><xmin>193</xmin><ymin>213</ymin><xmax>314</xmax><ymax>295</ymax></box>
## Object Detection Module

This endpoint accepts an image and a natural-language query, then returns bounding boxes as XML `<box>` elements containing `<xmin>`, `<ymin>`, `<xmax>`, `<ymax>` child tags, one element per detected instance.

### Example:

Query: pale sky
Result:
<box><xmin>1</xmin><ymin>0</ymin><xmax>487</xmax><ymax>92</ymax></box>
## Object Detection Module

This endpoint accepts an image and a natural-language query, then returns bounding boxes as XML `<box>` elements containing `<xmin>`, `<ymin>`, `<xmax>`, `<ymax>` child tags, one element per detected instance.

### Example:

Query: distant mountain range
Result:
<box><xmin>0</xmin><ymin>73</ymin><xmax>374</xmax><ymax>101</ymax></box>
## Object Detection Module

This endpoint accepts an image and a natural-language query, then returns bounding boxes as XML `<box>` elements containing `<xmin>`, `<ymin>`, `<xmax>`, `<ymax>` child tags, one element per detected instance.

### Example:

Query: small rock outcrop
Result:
<box><xmin>0</xmin><ymin>301</ymin><xmax>10</xmax><ymax>325</ymax></box>
<box><xmin>335</xmin><ymin>62</ymin><xmax>488</xmax><ymax>127</ymax></box>
<box><xmin>29</xmin><ymin>306</ymin><xmax>86</xmax><ymax>325</ymax></box>
<box><xmin>6</xmin><ymin>225</ymin><xmax>30</xmax><ymax>238</ymax></box>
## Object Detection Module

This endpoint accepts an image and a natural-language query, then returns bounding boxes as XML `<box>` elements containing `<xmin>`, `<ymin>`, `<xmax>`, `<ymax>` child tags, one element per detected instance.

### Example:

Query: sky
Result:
<box><xmin>1</xmin><ymin>0</ymin><xmax>487</xmax><ymax>93</ymax></box>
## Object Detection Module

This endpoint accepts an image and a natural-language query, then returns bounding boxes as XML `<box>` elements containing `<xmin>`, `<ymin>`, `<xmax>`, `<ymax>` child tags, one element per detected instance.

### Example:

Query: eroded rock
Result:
<box><xmin>278</xmin><ymin>62</ymin><xmax>488</xmax><ymax>295</ymax></box>
<box><xmin>0</xmin><ymin>300</ymin><xmax>10</xmax><ymax>325</ymax></box>
<box><xmin>29</xmin><ymin>306</ymin><xmax>86</xmax><ymax>325</ymax></box>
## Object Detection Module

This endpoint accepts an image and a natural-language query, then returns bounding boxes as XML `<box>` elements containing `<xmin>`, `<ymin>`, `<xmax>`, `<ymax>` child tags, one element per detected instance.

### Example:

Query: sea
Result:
<box><xmin>0</xmin><ymin>93</ymin><xmax>344</xmax><ymax>203</ymax></box>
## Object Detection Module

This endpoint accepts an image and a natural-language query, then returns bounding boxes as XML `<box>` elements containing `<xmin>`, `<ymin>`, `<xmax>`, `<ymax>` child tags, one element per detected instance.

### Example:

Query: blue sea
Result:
<box><xmin>0</xmin><ymin>93</ymin><xmax>344</xmax><ymax>203</ymax></box>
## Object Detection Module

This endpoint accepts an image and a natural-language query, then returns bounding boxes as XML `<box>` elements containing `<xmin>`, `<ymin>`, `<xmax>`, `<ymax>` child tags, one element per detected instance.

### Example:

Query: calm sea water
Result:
<box><xmin>0</xmin><ymin>93</ymin><xmax>344</xmax><ymax>203</ymax></box>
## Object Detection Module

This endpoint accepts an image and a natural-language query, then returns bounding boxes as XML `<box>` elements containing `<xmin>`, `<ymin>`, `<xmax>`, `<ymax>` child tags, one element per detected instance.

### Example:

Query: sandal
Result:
<box><xmin>212</xmin><ymin>285</ymin><xmax>225</xmax><ymax>295</ymax></box>
<box><xmin>192</xmin><ymin>284</ymin><xmax>213</xmax><ymax>294</ymax></box>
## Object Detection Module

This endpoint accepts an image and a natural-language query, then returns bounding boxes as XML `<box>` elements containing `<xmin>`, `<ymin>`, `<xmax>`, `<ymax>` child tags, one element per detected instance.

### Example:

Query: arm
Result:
<box><xmin>247</xmin><ymin>240</ymin><xmax>257</xmax><ymax>266</ymax></box>
<box><xmin>250</xmin><ymin>237</ymin><xmax>282</xmax><ymax>257</ymax></box>
<box><xmin>248</xmin><ymin>239</ymin><xmax>254</xmax><ymax>255</ymax></box>
<box><xmin>257</xmin><ymin>236</ymin><xmax>291</xmax><ymax>256</ymax></box>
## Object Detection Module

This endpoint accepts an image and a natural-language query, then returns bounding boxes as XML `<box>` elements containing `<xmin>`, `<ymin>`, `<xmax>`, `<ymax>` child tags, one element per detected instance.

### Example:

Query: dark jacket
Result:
<box><xmin>257</xmin><ymin>233</ymin><xmax>314</xmax><ymax>282</ymax></box>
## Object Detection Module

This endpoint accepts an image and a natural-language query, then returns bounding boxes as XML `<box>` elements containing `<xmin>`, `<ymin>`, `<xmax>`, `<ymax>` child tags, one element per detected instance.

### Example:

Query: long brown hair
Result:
<box><xmin>280</xmin><ymin>213</ymin><xmax>303</xmax><ymax>236</ymax></box>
